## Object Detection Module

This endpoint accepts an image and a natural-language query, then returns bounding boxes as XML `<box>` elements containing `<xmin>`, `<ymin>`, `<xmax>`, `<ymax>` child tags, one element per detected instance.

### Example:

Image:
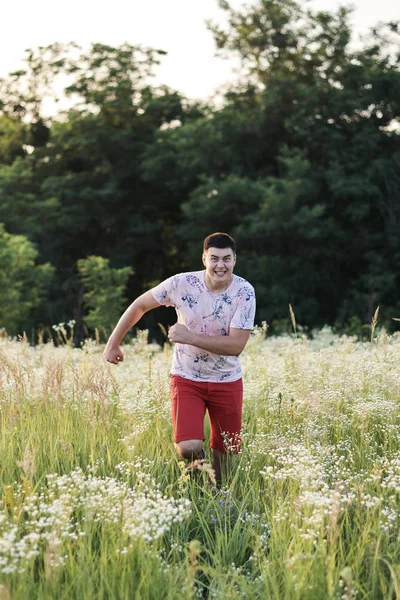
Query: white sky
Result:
<box><xmin>1</xmin><ymin>0</ymin><xmax>399</xmax><ymax>103</ymax></box>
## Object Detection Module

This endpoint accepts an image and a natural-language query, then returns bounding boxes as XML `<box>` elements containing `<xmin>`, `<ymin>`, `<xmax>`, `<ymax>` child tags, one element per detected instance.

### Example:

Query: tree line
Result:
<box><xmin>0</xmin><ymin>0</ymin><xmax>399</xmax><ymax>343</ymax></box>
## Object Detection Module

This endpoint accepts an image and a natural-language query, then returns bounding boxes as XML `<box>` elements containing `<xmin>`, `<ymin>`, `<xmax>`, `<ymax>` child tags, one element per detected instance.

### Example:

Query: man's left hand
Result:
<box><xmin>168</xmin><ymin>323</ymin><xmax>194</xmax><ymax>345</ymax></box>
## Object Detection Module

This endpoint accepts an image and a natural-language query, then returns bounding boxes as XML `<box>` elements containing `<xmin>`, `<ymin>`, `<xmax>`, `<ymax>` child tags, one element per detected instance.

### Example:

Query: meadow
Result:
<box><xmin>0</xmin><ymin>323</ymin><xmax>399</xmax><ymax>599</ymax></box>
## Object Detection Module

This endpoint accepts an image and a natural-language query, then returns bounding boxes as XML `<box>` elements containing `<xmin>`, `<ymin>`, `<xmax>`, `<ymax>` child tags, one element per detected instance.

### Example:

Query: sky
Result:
<box><xmin>1</xmin><ymin>0</ymin><xmax>399</xmax><ymax>105</ymax></box>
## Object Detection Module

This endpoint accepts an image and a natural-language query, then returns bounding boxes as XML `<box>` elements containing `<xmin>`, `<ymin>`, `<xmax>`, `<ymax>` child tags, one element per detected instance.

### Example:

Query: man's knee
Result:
<box><xmin>175</xmin><ymin>439</ymin><xmax>203</xmax><ymax>460</ymax></box>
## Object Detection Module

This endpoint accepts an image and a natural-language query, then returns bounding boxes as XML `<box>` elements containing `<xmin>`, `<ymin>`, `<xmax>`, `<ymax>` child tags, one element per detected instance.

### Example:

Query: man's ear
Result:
<box><xmin>202</xmin><ymin>253</ymin><xmax>206</xmax><ymax>266</ymax></box>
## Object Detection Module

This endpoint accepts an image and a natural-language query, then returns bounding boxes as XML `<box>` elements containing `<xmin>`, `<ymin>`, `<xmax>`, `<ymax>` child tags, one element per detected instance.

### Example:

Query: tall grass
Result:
<box><xmin>0</xmin><ymin>326</ymin><xmax>399</xmax><ymax>599</ymax></box>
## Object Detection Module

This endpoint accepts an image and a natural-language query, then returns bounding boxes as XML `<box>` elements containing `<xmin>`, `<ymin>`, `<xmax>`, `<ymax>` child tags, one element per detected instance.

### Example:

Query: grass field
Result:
<box><xmin>0</xmin><ymin>325</ymin><xmax>399</xmax><ymax>599</ymax></box>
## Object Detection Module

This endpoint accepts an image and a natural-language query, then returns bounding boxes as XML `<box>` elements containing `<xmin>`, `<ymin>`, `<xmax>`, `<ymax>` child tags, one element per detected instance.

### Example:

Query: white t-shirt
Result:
<box><xmin>151</xmin><ymin>270</ymin><xmax>256</xmax><ymax>382</ymax></box>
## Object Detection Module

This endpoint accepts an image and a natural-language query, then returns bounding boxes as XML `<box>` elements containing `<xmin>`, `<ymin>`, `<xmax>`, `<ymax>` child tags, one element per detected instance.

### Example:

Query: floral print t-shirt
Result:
<box><xmin>151</xmin><ymin>270</ymin><xmax>256</xmax><ymax>382</ymax></box>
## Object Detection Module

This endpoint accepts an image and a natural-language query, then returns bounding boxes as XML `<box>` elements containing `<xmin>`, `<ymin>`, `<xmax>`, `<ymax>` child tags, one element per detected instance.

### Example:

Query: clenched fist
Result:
<box><xmin>104</xmin><ymin>344</ymin><xmax>124</xmax><ymax>364</ymax></box>
<box><xmin>168</xmin><ymin>323</ymin><xmax>194</xmax><ymax>345</ymax></box>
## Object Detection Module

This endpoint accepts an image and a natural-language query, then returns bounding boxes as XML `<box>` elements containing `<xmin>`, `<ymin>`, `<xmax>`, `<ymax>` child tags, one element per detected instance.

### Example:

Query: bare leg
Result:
<box><xmin>212</xmin><ymin>448</ymin><xmax>227</xmax><ymax>487</ymax></box>
<box><xmin>175</xmin><ymin>439</ymin><xmax>204</xmax><ymax>460</ymax></box>
<box><xmin>212</xmin><ymin>448</ymin><xmax>241</xmax><ymax>486</ymax></box>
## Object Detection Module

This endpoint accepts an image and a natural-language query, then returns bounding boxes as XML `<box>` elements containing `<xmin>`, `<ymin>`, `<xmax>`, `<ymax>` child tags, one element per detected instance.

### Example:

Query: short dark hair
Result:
<box><xmin>203</xmin><ymin>232</ymin><xmax>236</xmax><ymax>254</ymax></box>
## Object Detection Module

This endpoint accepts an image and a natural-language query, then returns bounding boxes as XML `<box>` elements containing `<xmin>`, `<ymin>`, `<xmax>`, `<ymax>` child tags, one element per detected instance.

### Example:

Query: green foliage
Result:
<box><xmin>161</xmin><ymin>0</ymin><xmax>400</xmax><ymax>329</ymax></box>
<box><xmin>77</xmin><ymin>255</ymin><xmax>133</xmax><ymax>337</ymax></box>
<box><xmin>0</xmin><ymin>3</ymin><xmax>400</xmax><ymax>338</ymax></box>
<box><xmin>0</xmin><ymin>224</ymin><xmax>54</xmax><ymax>335</ymax></box>
<box><xmin>0</xmin><ymin>157</ymin><xmax>58</xmax><ymax>240</ymax></box>
<box><xmin>178</xmin><ymin>174</ymin><xmax>266</xmax><ymax>257</ymax></box>
<box><xmin>0</xmin><ymin>115</ymin><xmax>26</xmax><ymax>164</ymax></box>
<box><xmin>0</xmin><ymin>42</ymin><xmax>199</xmax><ymax>338</ymax></box>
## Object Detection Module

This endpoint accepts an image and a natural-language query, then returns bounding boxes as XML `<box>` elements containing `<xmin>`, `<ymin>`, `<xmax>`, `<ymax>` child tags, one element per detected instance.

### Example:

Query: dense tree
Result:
<box><xmin>77</xmin><ymin>256</ymin><xmax>133</xmax><ymax>338</ymax></box>
<box><xmin>0</xmin><ymin>116</ymin><xmax>26</xmax><ymax>164</ymax></box>
<box><xmin>0</xmin><ymin>224</ymin><xmax>53</xmax><ymax>336</ymax></box>
<box><xmin>0</xmin><ymin>2</ymin><xmax>399</xmax><ymax>339</ymax></box>
<box><xmin>143</xmin><ymin>0</ymin><xmax>400</xmax><ymax>329</ymax></box>
<box><xmin>207</xmin><ymin>1</ymin><xmax>400</xmax><ymax>328</ymax></box>
<box><xmin>0</xmin><ymin>43</ymin><xmax>204</xmax><ymax>339</ymax></box>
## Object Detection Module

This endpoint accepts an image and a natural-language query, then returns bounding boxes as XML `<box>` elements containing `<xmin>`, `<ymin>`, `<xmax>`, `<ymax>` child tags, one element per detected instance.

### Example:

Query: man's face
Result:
<box><xmin>202</xmin><ymin>246</ymin><xmax>236</xmax><ymax>287</ymax></box>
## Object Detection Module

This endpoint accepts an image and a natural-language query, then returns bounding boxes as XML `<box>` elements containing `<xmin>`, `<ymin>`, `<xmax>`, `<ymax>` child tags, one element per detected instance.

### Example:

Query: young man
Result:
<box><xmin>104</xmin><ymin>232</ymin><xmax>256</xmax><ymax>483</ymax></box>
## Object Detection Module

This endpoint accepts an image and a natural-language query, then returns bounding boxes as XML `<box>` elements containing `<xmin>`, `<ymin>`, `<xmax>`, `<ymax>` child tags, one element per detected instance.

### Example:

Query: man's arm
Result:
<box><xmin>168</xmin><ymin>324</ymin><xmax>251</xmax><ymax>357</ymax></box>
<box><xmin>104</xmin><ymin>290</ymin><xmax>161</xmax><ymax>364</ymax></box>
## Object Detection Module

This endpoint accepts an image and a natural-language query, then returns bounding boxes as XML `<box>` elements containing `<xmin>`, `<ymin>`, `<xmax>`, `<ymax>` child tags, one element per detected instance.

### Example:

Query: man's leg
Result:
<box><xmin>170</xmin><ymin>376</ymin><xmax>207</xmax><ymax>461</ymax></box>
<box><xmin>207</xmin><ymin>379</ymin><xmax>243</xmax><ymax>486</ymax></box>
<box><xmin>211</xmin><ymin>448</ymin><xmax>226</xmax><ymax>486</ymax></box>
<box><xmin>175</xmin><ymin>439</ymin><xmax>204</xmax><ymax>460</ymax></box>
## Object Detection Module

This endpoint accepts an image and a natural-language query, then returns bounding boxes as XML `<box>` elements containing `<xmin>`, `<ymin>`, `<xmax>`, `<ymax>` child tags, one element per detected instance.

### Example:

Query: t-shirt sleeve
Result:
<box><xmin>230</xmin><ymin>284</ymin><xmax>256</xmax><ymax>330</ymax></box>
<box><xmin>151</xmin><ymin>274</ymin><xmax>181</xmax><ymax>307</ymax></box>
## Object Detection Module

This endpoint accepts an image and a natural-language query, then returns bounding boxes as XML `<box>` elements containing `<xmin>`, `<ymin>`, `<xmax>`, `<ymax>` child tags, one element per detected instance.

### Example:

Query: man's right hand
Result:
<box><xmin>104</xmin><ymin>344</ymin><xmax>124</xmax><ymax>365</ymax></box>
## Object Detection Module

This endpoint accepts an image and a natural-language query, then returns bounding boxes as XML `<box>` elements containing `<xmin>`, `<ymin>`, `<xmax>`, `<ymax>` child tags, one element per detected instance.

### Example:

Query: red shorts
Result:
<box><xmin>170</xmin><ymin>375</ymin><xmax>243</xmax><ymax>454</ymax></box>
